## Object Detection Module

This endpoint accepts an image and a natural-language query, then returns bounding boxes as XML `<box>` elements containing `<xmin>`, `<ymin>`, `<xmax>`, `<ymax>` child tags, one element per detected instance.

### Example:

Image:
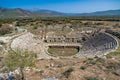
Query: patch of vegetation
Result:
<box><xmin>80</xmin><ymin>65</ymin><xmax>87</xmax><ymax>70</ymax></box>
<box><xmin>35</xmin><ymin>70</ymin><xmax>44</xmax><ymax>75</ymax></box>
<box><xmin>0</xmin><ymin>24</ymin><xmax>2</xmax><ymax>27</ymax></box>
<box><xmin>107</xmin><ymin>52</ymin><xmax>120</xmax><ymax>58</ymax></box>
<box><xmin>62</xmin><ymin>67</ymin><xmax>74</xmax><ymax>78</ymax></box>
<box><xmin>86</xmin><ymin>77</ymin><xmax>99</xmax><ymax>80</ymax></box>
<box><xmin>39</xmin><ymin>70</ymin><xmax>44</xmax><ymax>74</ymax></box>
<box><xmin>0</xmin><ymin>41</ymin><xmax>5</xmax><ymax>45</ymax></box>
<box><xmin>84</xmin><ymin>58</ymin><xmax>97</xmax><ymax>65</ymax></box>
<box><xmin>1</xmin><ymin>49</ymin><xmax>37</xmax><ymax>80</ymax></box>
<box><xmin>106</xmin><ymin>62</ymin><xmax>120</xmax><ymax>70</ymax></box>
<box><xmin>0</xmin><ymin>26</ymin><xmax>13</xmax><ymax>35</ymax></box>
<box><xmin>33</xmin><ymin>26</ymin><xmax>38</xmax><ymax>29</ymax></box>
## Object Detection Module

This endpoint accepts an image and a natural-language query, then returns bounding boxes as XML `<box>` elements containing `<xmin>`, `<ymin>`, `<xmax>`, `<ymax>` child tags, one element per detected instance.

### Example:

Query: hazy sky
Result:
<box><xmin>0</xmin><ymin>0</ymin><xmax>120</xmax><ymax>13</ymax></box>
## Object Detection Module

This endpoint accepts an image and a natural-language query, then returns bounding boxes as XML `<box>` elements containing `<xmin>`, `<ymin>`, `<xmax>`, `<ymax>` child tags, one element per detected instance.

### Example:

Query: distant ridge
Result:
<box><xmin>31</xmin><ymin>9</ymin><xmax>120</xmax><ymax>16</ymax></box>
<box><xmin>0</xmin><ymin>8</ymin><xmax>59</xmax><ymax>18</ymax></box>
<box><xmin>0</xmin><ymin>7</ymin><xmax>120</xmax><ymax>18</ymax></box>
<box><xmin>0</xmin><ymin>8</ymin><xmax>33</xmax><ymax>18</ymax></box>
<box><xmin>78</xmin><ymin>9</ymin><xmax>120</xmax><ymax>16</ymax></box>
<box><xmin>34</xmin><ymin>9</ymin><xmax>63</xmax><ymax>14</ymax></box>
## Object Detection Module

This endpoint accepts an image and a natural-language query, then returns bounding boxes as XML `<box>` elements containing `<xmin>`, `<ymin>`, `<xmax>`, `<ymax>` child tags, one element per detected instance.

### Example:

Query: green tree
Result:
<box><xmin>2</xmin><ymin>49</ymin><xmax>37</xmax><ymax>80</ymax></box>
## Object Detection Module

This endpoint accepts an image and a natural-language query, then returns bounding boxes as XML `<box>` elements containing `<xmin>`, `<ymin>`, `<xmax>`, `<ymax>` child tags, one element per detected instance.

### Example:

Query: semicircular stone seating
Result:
<box><xmin>77</xmin><ymin>33</ymin><xmax>118</xmax><ymax>58</ymax></box>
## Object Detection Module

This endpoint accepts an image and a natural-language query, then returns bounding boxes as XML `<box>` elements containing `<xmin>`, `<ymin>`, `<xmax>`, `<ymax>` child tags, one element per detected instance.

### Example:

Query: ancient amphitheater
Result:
<box><xmin>10</xmin><ymin>28</ymin><xmax>118</xmax><ymax>59</ymax></box>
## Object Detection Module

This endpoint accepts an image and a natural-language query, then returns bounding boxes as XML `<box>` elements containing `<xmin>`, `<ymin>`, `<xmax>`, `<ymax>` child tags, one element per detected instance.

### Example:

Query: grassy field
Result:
<box><xmin>48</xmin><ymin>46</ymin><xmax>79</xmax><ymax>57</ymax></box>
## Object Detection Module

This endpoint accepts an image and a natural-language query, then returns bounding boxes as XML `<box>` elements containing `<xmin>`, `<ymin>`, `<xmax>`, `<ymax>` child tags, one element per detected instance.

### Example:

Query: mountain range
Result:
<box><xmin>0</xmin><ymin>7</ymin><xmax>120</xmax><ymax>18</ymax></box>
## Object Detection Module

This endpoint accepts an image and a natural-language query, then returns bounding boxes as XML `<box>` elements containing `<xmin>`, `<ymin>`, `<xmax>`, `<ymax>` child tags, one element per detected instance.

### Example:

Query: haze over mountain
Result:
<box><xmin>33</xmin><ymin>9</ymin><xmax>120</xmax><ymax>16</ymax></box>
<box><xmin>0</xmin><ymin>7</ymin><xmax>120</xmax><ymax>18</ymax></box>
<box><xmin>0</xmin><ymin>7</ymin><xmax>60</xmax><ymax>18</ymax></box>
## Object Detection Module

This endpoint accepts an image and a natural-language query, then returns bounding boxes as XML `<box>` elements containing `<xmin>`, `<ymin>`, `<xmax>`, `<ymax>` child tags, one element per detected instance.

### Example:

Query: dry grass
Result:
<box><xmin>24</xmin><ymin>56</ymin><xmax>120</xmax><ymax>80</ymax></box>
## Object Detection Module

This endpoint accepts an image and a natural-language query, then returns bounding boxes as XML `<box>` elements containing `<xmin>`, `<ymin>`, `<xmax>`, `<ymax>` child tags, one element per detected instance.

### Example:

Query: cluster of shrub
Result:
<box><xmin>0</xmin><ymin>26</ymin><xmax>13</xmax><ymax>35</ymax></box>
<box><xmin>62</xmin><ymin>67</ymin><xmax>74</xmax><ymax>78</ymax></box>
